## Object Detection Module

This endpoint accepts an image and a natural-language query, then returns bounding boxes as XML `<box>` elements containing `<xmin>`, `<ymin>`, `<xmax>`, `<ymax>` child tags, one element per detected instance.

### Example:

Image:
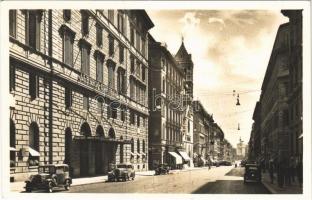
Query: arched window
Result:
<box><xmin>29</xmin><ymin>122</ymin><xmax>39</xmax><ymax>151</ymax></box>
<box><xmin>108</xmin><ymin>128</ymin><xmax>115</xmax><ymax>139</ymax></box>
<box><xmin>29</xmin><ymin>122</ymin><xmax>40</xmax><ymax>166</ymax></box>
<box><xmin>137</xmin><ymin>139</ymin><xmax>140</xmax><ymax>153</ymax></box>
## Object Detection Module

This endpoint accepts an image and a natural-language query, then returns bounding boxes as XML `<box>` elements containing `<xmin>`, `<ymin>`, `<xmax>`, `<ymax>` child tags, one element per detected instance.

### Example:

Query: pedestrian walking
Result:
<box><xmin>269</xmin><ymin>159</ymin><xmax>274</xmax><ymax>184</ymax></box>
<box><xmin>285</xmin><ymin>160</ymin><xmax>291</xmax><ymax>186</ymax></box>
<box><xmin>296</xmin><ymin>157</ymin><xmax>303</xmax><ymax>188</ymax></box>
<box><xmin>277</xmin><ymin>159</ymin><xmax>286</xmax><ymax>188</ymax></box>
<box><xmin>289</xmin><ymin>156</ymin><xmax>296</xmax><ymax>183</ymax></box>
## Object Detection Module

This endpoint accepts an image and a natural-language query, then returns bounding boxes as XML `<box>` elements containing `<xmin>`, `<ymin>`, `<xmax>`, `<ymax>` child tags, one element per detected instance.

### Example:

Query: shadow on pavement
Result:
<box><xmin>225</xmin><ymin>167</ymin><xmax>244</xmax><ymax>177</ymax></box>
<box><xmin>192</xmin><ymin>180</ymin><xmax>270</xmax><ymax>194</ymax></box>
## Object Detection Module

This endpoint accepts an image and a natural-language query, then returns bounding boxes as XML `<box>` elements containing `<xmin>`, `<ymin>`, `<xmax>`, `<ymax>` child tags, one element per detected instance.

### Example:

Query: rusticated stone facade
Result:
<box><xmin>9</xmin><ymin>9</ymin><xmax>154</xmax><ymax>181</ymax></box>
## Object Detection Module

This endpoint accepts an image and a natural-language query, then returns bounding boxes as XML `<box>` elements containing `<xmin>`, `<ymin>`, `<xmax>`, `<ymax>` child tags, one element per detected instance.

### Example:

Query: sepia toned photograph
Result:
<box><xmin>0</xmin><ymin>1</ymin><xmax>311</xmax><ymax>199</ymax></box>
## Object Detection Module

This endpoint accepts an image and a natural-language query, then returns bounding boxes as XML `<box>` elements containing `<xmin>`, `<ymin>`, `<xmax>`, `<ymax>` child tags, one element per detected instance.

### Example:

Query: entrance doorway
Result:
<box><xmin>95</xmin><ymin>125</ymin><xmax>104</xmax><ymax>175</ymax></box>
<box><xmin>64</xmin><ymin>127</ymin><xmax>72</xmax><ymax>176</ymax></box>
<box><xmin>80</xmin><ymin>122</ymin><xmax>91</xmax><ymax>177</ymax></box>
<box><xmin>107</xmin><ymin>128</ymin><xmax>116</xmax><ymax>171</ymax></box>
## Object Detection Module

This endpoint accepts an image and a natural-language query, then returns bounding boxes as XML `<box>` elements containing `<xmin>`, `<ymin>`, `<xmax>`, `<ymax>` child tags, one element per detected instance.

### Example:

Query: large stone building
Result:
<box><xmin>281</xmin><ymin>10</ymin><xmax>303</xmax><ymax>161</ymax></box>
<box><xmin>248</xmin><ymin>10</ymin><xmax>303</xmax><ymax>169</ymax></box>
<box><xmin>260</xmin><ymin>22</ymin><xmax>291</xmax><ymax>166</ymax></box>
<box><xmin>148</xmin><ymin>36</ymin><xmax>189</xmax><ymax>169</ymax></box>
<box><xmin>9</xmin><ymin>9</ymin><xmax>154</xmax><ymax>181</ymax></box>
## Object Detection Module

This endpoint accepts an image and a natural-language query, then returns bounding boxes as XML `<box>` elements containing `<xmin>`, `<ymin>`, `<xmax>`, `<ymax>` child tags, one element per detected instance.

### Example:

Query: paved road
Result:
<box><xmin>59</xmin><ymin>166</ymin><xmax>269</xmax><ymax>194</ymax></box>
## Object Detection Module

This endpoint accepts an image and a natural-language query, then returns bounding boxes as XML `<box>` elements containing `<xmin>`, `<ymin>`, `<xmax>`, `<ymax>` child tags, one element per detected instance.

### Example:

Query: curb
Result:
<box><xmin>261</xmin><ymin>180</ymin><xmax>276</xmax><ymax>194</ymax></box>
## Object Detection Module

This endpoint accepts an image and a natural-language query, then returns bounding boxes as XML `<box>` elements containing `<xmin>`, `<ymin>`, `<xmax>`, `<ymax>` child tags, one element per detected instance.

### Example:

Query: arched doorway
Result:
<box><xmin>107</xmin><ymin>128</ymin><xmax>116</xmax><ymax>171</ymax></box>
<box><xmin>80</xmin><ymin>122</ymin><xmax>91</xmax><ymax>177</ymax></box>
<box><xmin>95</xmin><ymin>125</ymin><xmax>104</xmax><ymax>174</ymax></box>
<box><xmin>64</xmin><ymin>128</ymin><xmax>72</xmax><ymax>175</ymax></box>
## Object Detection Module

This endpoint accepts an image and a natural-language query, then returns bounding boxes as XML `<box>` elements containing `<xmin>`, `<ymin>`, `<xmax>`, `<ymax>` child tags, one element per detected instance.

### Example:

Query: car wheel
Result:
<box><xmin>25</xmin><ymin>187</ymin><xmax>32</xmax><ymax>192</ymax></box>
<box><xmin>64</xmin><ymin>180</ymin><xmax>70</xmax><ymax>190</ymax></box>
<box><xmin>47</xmin><ymin>182</ymin><xmax>53</xmax><ymax>193</ymax></box>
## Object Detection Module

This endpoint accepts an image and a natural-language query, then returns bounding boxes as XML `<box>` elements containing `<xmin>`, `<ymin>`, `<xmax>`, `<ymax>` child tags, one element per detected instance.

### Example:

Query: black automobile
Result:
<box><xmin>243</xmin><ymin>164</ymin><xmax>261</xmax><ymax>183</ymax></box>
<box><xmin>107</xmin><ymin>163</ymin><xmax>135</xmax><ymax>182</ymax></box>
<box><xmin>155</xmin><ymin>163</ymin><xmax>170</xmax><ymax>175</ymax></box>
<box><xmin>25</xmin><ymin>164</ymin><xmax>72</xmax><ymax>193</ymax></box>
<box><xmin>219</xmin><ymin>160</ymin><xmax>232</xmax><ymax>166</ymax></box>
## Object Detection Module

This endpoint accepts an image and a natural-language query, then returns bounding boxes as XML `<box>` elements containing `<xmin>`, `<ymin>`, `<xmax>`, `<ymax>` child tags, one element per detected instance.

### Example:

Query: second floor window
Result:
<box><xmin>107</xmin><ymin>61</ymin><xmax>115</xmax><ymax>89</ymax></box>
<box><xmin>117</xmin><ymin>11</ymin><xmax>125</xmax><ymax>34</ymax></box>
<box><xmin>130</xmin><ymin>26</ymin><xmax>134</xmax><ymax>45</ymax></box>
<box><xmin>130</xmin><ymin>55</ymin><xmax>135</xmax><ymax>73</ymax></box>
<box><xmin>117</xmin><ymin>68</ymin><xmax>126</xmax><ymax>95</ymax></box>
<box><xmin>96</xmin><ymin>52</ymin><xmax>105</xmax><ymax>83</ymax></box>
<box><xmin>108</xmin><ymin>35</ymin><xmax>114</xmax><ymax>57</ymax></box>
<box><xmin>29</xmin><ymin>74</ymin><xmax>39</xmax><ymax>100</ymax></box>
<box><xmin>142</xmin><ymin>66</ymin><xmax>146</xmax><ymax>82</ymax></box>
<box><xmin>83</xmin><ymin>95</ymin><xmax>89</xmax><ymax>110</ymax></box>
<box><xmin>96</xmin><ymin>24</ymin><xmax>103</xmax><ymax>47</ymax></box>
<box><xmin>63</xmin><ymin>10</ymin><xmax>71</xmax><ymax>22</ymax></box>
<box><xmin>130</xmin><ymin>111</ymin><xmax>135</xmax><ymax>125</ymax></box>
<box><xmin>25</xmin><ymin>10</ymin><xmax>42</xmax><ymax>50</ymax></box>
<box><xmin>65</xmin><ymin>87</ymin><xmax>72</xmax><ymax>109</ymax></box>
<box><xmin>80</xmin><ymin>41</ymin><xmax>91</xmax><ymax>75</ymax></box>
<box><xmin>81</xmin><ymin>11</ymin><xmax>89</xmax><ymax>36</ymax></box>
<box><xmin>119</xmin><ymin>44</ymin><xmax>124</xmax><ymax>63</ymax></box>
<box><xmin>63</xmin><ymin>31</ymin><xmax>74</xmax><ymax>67</ymax></box>
<box><xmin>9</xmin><ymin>10</ymin><xmax>16</xmax><ymax>38</ymax></box>
<box><xmin>108</xmin><ymin>10</ymin><xmax>114</xmax><ymax>24</ymax></box>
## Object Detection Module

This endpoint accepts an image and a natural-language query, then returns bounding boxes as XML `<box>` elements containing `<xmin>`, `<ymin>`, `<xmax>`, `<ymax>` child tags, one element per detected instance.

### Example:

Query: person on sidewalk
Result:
<box><xmin>285</xmin><ymin>160</ymin><xmax>291</xmax><ymax>186</ymax></box>
<box><xmin>278</xmin><ymin>159</ymin><xmax>286</xmax><ymax>188</ymax></box>
<box><xmin>269</xmin><ymin>159</ymin><xmax>274</xmax><ymax>184</ymax></box>
<box><xmin>296</xmin><ymin>157</ymin><xmax>303</xmax><ymax>188</ymax></box>
<box><xmin>289</xmin><ymin>156</ymin><xmax>296</xmax><ymax>184</ymax></box>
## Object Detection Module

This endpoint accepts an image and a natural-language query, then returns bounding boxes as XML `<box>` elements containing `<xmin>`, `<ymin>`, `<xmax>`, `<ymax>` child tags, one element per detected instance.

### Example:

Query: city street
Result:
<box><xmin>60</xmin><ymin>166</ymin><xmax>269</xmax><ymax>194</ymax></box>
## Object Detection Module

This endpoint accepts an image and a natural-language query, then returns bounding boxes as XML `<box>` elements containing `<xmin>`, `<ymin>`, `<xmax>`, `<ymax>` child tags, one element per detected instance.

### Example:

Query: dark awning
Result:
<box><xmin>74</xmin><ymin>136</ymin><xmax>132</xmax><ymax>144</ymax></box>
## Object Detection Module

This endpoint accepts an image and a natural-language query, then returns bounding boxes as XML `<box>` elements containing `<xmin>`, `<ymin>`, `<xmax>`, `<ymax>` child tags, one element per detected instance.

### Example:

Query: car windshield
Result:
<box><xmin>117</xmin><ymin>164</ymin><xmax>127</xmax><ymax>168</ymax></box>
<box><xmin>38</xmin><ymin>166</ymin><xmax>55</xmax><ymax>174</ymax></box>
<box><xmin>247</xmin><ymin>166</ymin><xmax>258</xmax><ymax>170</ymax></box>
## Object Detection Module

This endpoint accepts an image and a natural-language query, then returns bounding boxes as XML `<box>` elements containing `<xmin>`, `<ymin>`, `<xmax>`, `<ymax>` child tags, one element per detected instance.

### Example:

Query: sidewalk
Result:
<box><xmin>261</xmin><ymin>172</ymin><xmax>303</xmax><ymax>194</ymax></box>
<box><xmin>10</xmin><ymin>167</ymin><xmax>208</xmax><ymax>193</ymax></box>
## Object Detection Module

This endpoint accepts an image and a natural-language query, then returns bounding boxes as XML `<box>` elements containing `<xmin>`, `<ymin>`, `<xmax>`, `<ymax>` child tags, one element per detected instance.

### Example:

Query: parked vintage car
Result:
<box><xmin>154</xmin><ymin>163</ymin><xmax>170</xmax><ymax>175</ymax></box>
<box><xmin>243</xmin><ymin>163</ymin><xmax>261</xmax><ymax>183</ymax></box>
<box><xmin>218</xmin><ymin>160</ymin><xmax>232</xmax><ymax>166</ymax></box>
<box><xmin>107</xmin><ymin>163</ymin><xmax>135</xmax><ymax>182</ymax></box>
<box><xmin>25</xmin><ymin>164</ymin><xmax>72</xmax><ymax>193</ymax></box>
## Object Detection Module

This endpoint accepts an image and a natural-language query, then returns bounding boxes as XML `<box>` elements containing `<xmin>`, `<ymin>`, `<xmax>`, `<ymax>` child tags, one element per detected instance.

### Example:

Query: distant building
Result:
<box><xmin>236</xmin><ymin>138</ymin><xmax>246</xmax><ymax>160</ymax></box>
<box><xmin>148</xmin><ymin>36</ymin><xmax>186</xmax><ymax>169</ymax></box>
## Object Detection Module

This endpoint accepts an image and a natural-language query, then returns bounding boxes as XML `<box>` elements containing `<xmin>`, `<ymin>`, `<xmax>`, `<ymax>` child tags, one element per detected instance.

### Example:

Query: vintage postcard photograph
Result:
<box><xmin>0</xmin><ymin>1</ymin><xmax>311</xmax><ymax>200</ymax></box>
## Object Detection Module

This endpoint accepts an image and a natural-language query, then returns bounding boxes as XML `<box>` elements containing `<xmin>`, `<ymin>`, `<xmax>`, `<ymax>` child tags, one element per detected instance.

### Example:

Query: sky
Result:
<box><xmin>147</xmin><ymin>10</ymin><xmax>289</xmax><ymax>147</ymax></box>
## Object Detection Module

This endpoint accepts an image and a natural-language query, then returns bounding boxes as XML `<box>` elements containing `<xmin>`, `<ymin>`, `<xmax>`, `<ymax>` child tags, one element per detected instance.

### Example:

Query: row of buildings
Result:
<box><xmin>247</xmin><ymin>10</ymin><xmax>302</xmax><ymax>169</ymax></box>
<box><xmin>8</xmin><ymin>9</ymin><xmax>232</xmax><ymax>182</ymax></box>
<box><xmin>193</xmin><ymin>101</ymin><xmax>236</xmax><ymax>167</ymax></box>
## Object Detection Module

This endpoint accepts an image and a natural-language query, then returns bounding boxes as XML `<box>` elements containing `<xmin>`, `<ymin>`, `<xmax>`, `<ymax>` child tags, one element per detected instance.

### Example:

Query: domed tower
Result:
<box><xmin>175</xmin><ymin>39</ymin><xmax>194</xmax><ymax>99</ymax></box>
